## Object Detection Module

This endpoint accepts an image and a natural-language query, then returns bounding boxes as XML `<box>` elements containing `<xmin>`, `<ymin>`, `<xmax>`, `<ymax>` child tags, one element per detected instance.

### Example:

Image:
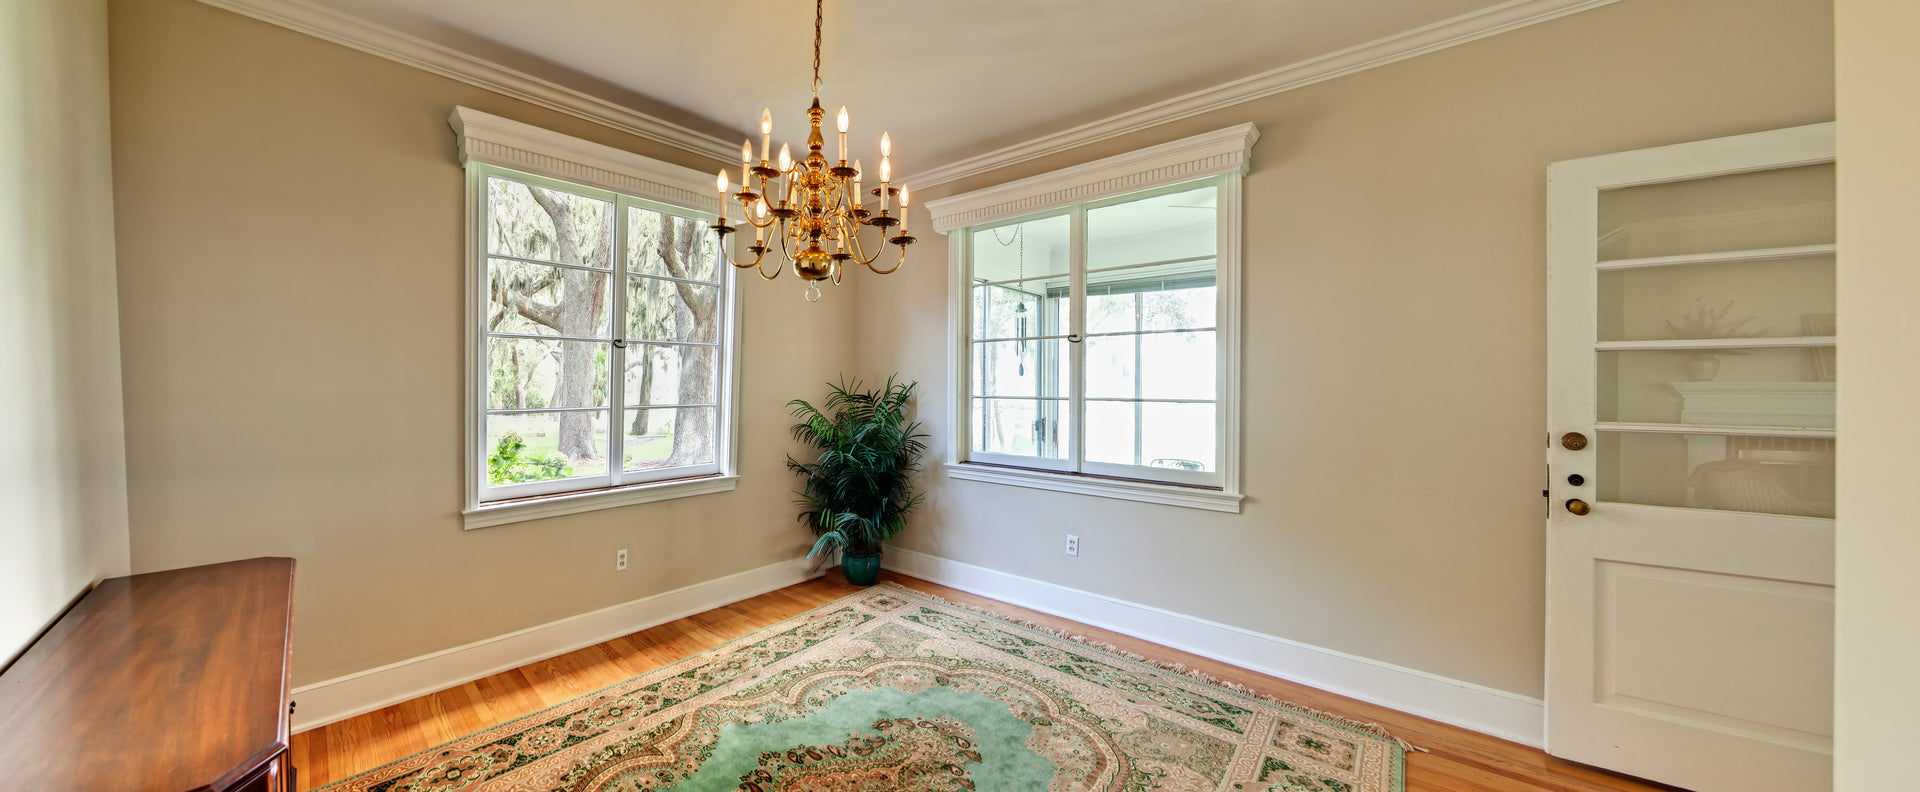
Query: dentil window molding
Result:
<box><xmin>925</xmin><ymin>123</ymin><xmax>1259</xmax><ymax>233</ymax></box>
<box><xmin>450</xmin><ymin>106</ymin><xmax>722</xmax><ymax>216</ymax></box>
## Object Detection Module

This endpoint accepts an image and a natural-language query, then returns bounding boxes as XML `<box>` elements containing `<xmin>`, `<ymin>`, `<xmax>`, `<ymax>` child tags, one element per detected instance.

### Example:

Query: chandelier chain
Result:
<box><xmin>812</xmin><ymin>0</ymin><xmax>824</xmax><ymax>96</ymax></box>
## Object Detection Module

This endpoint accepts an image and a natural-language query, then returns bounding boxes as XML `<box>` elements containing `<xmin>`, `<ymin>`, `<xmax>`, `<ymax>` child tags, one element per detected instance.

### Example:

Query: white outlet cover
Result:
<box><xmin>1065</xmin><ymin>535</ymin><xmax>1079</xmax><ymax>557</ymax></box>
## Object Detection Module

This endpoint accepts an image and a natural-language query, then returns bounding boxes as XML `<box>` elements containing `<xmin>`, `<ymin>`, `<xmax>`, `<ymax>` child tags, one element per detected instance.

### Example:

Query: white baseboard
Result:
<box><xmin>882</xmin><ymin>548</ymin><xmax>1546</xmax><ymax>747</ymax></box>
<box><xmin>290</xmin><ymin>556</ymin><xmax>821</xmax><ymax>732</ymax></box>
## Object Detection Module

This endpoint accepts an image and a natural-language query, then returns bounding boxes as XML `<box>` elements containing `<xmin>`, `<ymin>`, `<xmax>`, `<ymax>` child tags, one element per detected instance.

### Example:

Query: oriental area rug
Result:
<box><xmin>319</xmin><ymin>583</ymin><xmax>1405</xmax><ymax>792</ymax></box>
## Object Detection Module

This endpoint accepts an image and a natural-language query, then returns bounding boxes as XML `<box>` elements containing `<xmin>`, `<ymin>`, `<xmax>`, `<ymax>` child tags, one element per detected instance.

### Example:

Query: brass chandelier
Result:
<box><xmin>712</xmin><ymin>0</ymin><xmax>913</xmax><ymax>302</ymax></box>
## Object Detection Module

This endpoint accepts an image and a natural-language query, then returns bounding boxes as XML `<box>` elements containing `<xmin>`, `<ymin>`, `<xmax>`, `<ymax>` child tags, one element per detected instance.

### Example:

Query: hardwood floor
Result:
<box><xmin>289</xmin><ymin>571</ymin><xmax>1677</xmax><ymax>791</ymax></box>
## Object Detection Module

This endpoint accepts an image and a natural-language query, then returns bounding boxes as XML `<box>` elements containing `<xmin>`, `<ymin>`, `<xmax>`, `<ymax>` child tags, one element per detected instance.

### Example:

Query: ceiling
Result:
<box><xmin>304</xmin><ymin>0</ymin><xmax>1518</xmax><ymax>175</ymax></box>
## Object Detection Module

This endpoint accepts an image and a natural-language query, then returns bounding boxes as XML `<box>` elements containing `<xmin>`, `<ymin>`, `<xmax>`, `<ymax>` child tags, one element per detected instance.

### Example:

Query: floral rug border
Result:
<box><xmin>314</xmin><ymin>580</ymin><xmax>1407</xmax><ymax>791</ymax></box>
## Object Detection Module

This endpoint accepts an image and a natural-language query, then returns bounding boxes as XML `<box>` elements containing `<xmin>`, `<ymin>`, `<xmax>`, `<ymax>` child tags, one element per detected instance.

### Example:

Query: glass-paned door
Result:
<box><xmin>1545</xmin><ymin>125</ymin><xmax>1836</xmax><ymax>792</ymax></box>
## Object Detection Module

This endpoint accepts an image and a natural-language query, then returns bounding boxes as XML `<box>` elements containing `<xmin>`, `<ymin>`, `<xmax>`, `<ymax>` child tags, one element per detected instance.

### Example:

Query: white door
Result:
<box><xmin>1546</xmin><ymin>123</ymin><xmax>1836</xmax><ymax>792</ymax></box>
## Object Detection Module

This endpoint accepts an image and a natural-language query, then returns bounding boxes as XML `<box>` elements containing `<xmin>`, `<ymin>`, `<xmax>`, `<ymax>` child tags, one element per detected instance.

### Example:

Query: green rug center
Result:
<box><xmin>662</xmin><ymin>686</ymin><xmax>1056</xmax><ymax>790</ymax></box>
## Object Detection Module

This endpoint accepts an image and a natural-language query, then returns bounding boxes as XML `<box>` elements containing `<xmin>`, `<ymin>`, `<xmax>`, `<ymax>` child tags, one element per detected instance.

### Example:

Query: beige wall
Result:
<box><xmin>1834</xmin><ymin>0</ymin><xmax>1920</xmax><ymax>787</ymax></box>
<box><xmin>109</xmin><ymin>0</ymin><xmax>854</xmax><ymax>685</ymax></box>
<box><xmin>0</xmin><ymin>0</ymin><xmax>131</xmax><ymax>666</ymax></box>
<box><xmin>861</xmin><ymin>0</ymin><xmax>1834</xmax><ymax>696</ymax></box>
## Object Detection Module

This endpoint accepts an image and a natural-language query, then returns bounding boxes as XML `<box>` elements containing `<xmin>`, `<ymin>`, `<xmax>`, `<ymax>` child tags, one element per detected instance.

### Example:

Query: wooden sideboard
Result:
<box><xmin>0</xmin><ymin>557</ymin><xmax>297</xmax><ymax>792</ymax></box>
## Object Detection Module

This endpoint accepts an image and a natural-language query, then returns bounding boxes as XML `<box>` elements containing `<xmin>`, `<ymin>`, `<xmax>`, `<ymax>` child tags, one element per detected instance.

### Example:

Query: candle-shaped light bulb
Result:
<box><xmin>853</xmin><ymin>159</ymin><xmax>863</xmax><ymax>205</ymax></box>
<box><xmin>741</xmin><ymin>139</ymin><xmax>752</xmax><ymax>176</ymax></box>
<box><xmin>777</xmin><ymin>144</ymin><xmax>794</xmax><ymax>203</ymax></box>
<box><xmin>836</xmin><ymin>106</ymin><xmax>849</xmax><ymax>161</ymax></box>
<box><xmin>760</xmin><ymin>109</ymin><xmax>772</xmax><ymax>162</ymax></box>
<box><xmin>881</xmin><ymin>132</ymin><xmax>891</xmax><ymax>157</ymax></box>
<box><xmin>899</xmin><ymin>186</ymin><xmax>909</xmax><ymax>232</ymax></box>
<box><xmin>717</xmin><ymin>169</ymin><xmax>729</xmax><ymax>224</ymax></box>
<box><xmin>754</xmin><ymin>199</ymin><xmax>767</xmax><ymax>243</ymax></box>
<box><xmin>881</xmin><ymin>157</ymin><xmax>891</xmax><ymax>183</ymax></box>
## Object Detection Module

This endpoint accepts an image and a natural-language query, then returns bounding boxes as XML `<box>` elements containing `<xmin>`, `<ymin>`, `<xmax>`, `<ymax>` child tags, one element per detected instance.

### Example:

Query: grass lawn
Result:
<box><xmin>489</xmin><ymin>414</ymin><xmax>675</xmax><ymax>481</ymax></box>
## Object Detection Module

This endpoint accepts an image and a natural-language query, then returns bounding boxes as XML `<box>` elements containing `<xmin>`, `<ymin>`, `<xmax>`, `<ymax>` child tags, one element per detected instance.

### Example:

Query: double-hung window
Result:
<box><xmin>933</xmin><ymin>125</ymin><xmax>1255</xmax><ymax>512</ymax></box>
<box><xmin>454</xmin><ymin>108</ymin><xmax>737</xmax><ymax>528</ymax></box>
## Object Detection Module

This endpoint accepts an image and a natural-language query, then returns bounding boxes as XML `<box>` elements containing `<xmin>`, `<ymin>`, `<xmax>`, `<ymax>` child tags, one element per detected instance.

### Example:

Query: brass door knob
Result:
<box><xmin>1565</xmin><ymin>499</ymin><xmax>1591</xmax><ymax>516</ymax></box>
<box><xmin>1561</xmin><ymin>432</ymin><xmax>1589</xmax><ymax>451</ymax></box>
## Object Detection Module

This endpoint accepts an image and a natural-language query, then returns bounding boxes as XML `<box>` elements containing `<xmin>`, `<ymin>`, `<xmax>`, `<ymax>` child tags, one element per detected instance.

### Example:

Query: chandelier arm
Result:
<box><xmin>717</xmin><ymin>234</ymin><xmax>782</xmax><ymax>280</ymax></box>
<box><xmin>864</xmin><ymin>244</ymin><xmax>907</xmax><ymax>275</ymax></box>
<box><xmin>845</xmin><ymin>216</ymin><xmax>886</xmax><ymax>267</ymax></box>
<box><xmin>778</xmin><ymin>220</ymin><xmax>800</xmax><ymax>265</ymax></box>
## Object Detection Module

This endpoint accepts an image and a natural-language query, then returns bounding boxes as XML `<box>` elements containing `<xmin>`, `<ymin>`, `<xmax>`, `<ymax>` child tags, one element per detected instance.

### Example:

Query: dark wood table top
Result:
<box><xmin>0</xmin><ymin>557</ymin><xmax>296</xmax><ymax>792</ymax></box>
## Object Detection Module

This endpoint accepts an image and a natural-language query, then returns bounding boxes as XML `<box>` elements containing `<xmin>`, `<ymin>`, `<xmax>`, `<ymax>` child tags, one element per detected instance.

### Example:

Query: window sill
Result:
<box><xmin>944</xmin><ymin>462</ymin><xmax>1242</xmax><ymax>513</ymax></box>
<box><xmin>463</xmin><ymin>474</ymin><xmax>738</xmax><ymax>530</ymax></box>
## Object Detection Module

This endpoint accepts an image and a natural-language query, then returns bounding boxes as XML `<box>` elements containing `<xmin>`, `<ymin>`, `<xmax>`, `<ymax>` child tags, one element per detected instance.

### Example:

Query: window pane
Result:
<box><xmin>1596</xmin><ymin>254</ymin><xmax>1834</xmax><ymax>343</ymax></box>
<box><xmin>485</xmin><ymin>410</ymin><xmax>608</xmax><ymax>483</ymax></box>
<box><xmin>487</xmin><ymin>177</ymin><xmax>613</xmax><ymax>267</ymax></box>
<box><xmin>972</xmin><ymin>278</ymin><xmax>1067</xmax><ymax>340</ymax></box>
<box><xmin>1085</xmin><ymin>331</ymin><xmax>1216</xmax><ymax>400</ymax></box>
<box><xmin>1086</xmin><ymin>262</ymin><xmax>1217</xmax><ymax>334</ymax></box>
<box><xmin>623</xmin><ymin>407</ymin><xmax>716</xmax><ymax>471</ymax></box>
<box><xmin>626</xmin><ymin>275</ymin><xmax>720</xmax><ymax>343</ymax></box>
<box><xmin>628</xmin><ymin>208</ymin><xmax>719</xmax><ymax>282</ymax></box>
<box><xmin>972</xmin><ymin>397</ymin><xmax>1067</xmax><ymax>459</ymax></box>
<box><xmin>972</xmin><ymin>339</ymin><xmax>1063</xmax><ymax>398</ymax></box>
<box><xmin>486</xmin><ymin>338</ymin><xmax>609</xmax><ymax>410</ymax></box>
<box><xmin>1597</xmin><ymin>163</ymin><xmax>1833</xmax><ymax>261</ymax></box>
<box><xmin>487</xmin><ymin>259</ymin><xmax>611</xmax><ymax>338</ymax></box>
<box><xmin>1597</xmin><ymin>430</ymin><xmax>1833</xmax><ymax>518</ymax></box>
<box><xmin>1084</xmin><ymin>400</ymin><xmax>1136</xmax><ymax>467</ymax></box>
<box><xmin>1598</xmin><ymin>348</ymin><xmax>1836</xmax><ymax>424</ymax></box>
<box><xmin>1085</xmin><ymin>401</ymin><xmax>1216</xmax><ymax>471</ymax></box>
<box><xmin>1086</xmin><ymin>184</ymin><xmax>1217</xmax><ymax>270</ymax></box>
<box><xmin>1142</xmin><ymin>402</ymin><xmax>1216</xmax><ymax>472</ymax></box>
<box><xmin>623</xmin><ymin>344</ymin><xmax>720</xmax><ymax>407</ymax></box>
<box><xmin>971</xmin><ymin>214</ymin><xmax>1070</xmax><ymax>283</ymax></box>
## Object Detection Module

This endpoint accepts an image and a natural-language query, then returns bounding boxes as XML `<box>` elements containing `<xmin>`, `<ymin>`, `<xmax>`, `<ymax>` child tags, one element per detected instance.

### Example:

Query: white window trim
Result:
<box><xmin>452</xmin><ymin>106</ymin><xmax>741</xmax><ymax>530</ymax></box>
<box><xmin>927</xmin><ymin>124</ymin><xmax>1255</xmax><ymax>513</ymax></box>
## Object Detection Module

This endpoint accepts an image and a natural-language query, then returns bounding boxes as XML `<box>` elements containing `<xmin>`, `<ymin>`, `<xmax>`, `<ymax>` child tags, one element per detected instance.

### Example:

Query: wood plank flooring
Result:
<box><xmin>289</xmin><ymin>571</ymin><xmax>1679</xmax><ymax>791</ymax></box>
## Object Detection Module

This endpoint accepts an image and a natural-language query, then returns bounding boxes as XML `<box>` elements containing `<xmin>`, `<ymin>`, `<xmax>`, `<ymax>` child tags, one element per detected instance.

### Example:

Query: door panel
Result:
<box><xmin>1595</xmin><ymin>560</ymin><xmax>1833</xmax><ymax>748</ymax></box>
<box><xmin>1546</xmin><ymin>123</ymin><xmax>1836</xmax><ymax>792</ymax></box>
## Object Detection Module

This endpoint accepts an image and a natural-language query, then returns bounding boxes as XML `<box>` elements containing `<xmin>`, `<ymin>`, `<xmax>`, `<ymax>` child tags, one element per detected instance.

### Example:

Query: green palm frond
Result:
<box><xmin>788</xmin><ymin>376</ymin><xmax>928</xmax><ymax>559</ymax></box>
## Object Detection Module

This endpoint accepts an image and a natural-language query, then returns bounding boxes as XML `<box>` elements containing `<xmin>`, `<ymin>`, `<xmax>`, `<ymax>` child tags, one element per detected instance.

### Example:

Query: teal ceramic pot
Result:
<box><xmin>842</xmin><ymin>552</ymin><xmax>882</xmax><ymax>586</ymax></box>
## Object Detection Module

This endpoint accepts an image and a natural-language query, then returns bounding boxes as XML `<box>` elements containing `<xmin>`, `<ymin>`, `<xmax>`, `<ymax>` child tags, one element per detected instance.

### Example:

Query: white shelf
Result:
<box><xmin>1595</xmin><ymin>243</ymin><xmax>1835</xmax><ymax>272</ymax></box>
<box><xmin>1595</xmin><ymin>421</ymin><xmax>1835</xmax><ymax>439</ymax></box>
<box><xmin>1594</xmin><ymin>336</ymin><xmax>1836</xmax><ymax>352</ymax></box>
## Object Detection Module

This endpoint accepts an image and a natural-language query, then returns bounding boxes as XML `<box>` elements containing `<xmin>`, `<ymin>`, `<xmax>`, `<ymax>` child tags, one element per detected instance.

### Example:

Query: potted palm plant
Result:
<box><xmin>787</xmin><ymin>377</ymin><xmax>928</xmax><ymax>585</ymax></box>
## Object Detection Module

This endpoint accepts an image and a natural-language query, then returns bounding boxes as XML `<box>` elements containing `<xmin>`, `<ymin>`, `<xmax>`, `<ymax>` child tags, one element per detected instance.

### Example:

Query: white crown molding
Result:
<box><xmin>904</xmin><ymin>0</ymin><xmax>1620</xmax><ymax>189</ymax></box>
<box><xmin>194</xmin><ymin>0</ymin><xmax>740</xmax><ymax>164</ymax></box>
<box><xmin>290</xmin><ymin>556</ymin><xmax>821</xmax><ymax>732</ymax></box>
<box><xmin>925</xmin><ymin>123</ymin><xmax>1258</xmax><ymax>233</ymax></box>
<box><xmin>451</xmin><ymin>106</ymin><xmax>722</xmax><ymax>214</ymax></box>
<box><xmin>882</xmin><ymin>548</ymin><xmax>1547</xmax><ymax>747</ymax></box>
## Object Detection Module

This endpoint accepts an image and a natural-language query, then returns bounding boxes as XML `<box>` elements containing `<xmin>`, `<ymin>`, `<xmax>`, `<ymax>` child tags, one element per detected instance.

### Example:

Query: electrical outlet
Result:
<box><xmin>1064</xmin><ymin>535</ymin><xmax>1079</xmax><ymax>557</ymax></box>
<box><xmin>616</xmin><ymin>549</ymin><xmax>628</xmax><ymax>571</ymax></box>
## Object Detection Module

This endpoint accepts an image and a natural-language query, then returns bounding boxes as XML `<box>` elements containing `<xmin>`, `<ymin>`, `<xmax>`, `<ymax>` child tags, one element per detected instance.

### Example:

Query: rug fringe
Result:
<box><xmin>873</xmin><ymin>581</ymin><xmax>1420</xmax><ymax>754</ymax></box>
